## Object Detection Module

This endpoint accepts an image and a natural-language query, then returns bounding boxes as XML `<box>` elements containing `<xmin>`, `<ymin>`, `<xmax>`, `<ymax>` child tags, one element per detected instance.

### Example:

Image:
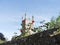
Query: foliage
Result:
<box><xmin>45</xmin><ymin>15</ymin><xmax>60</xmax><ymax>31</ymax></box>
<box><xmin>56</xmin><ymin>16</ymin><xmax>60</xmax><ymax>27</ymax></box>
<box><xmin>0</xmin><ymin>39</ymin><xmax>5</xmax><ymax>44</ymax></box>
<box><xmin>47</xmin><ymin>16</ymin><xmax>59</xmax><ymax>28</ymax></box>
<box><xmin>48</xmin><ymin>16</ymin><xmax>56</xmax><ymax>28</ymax></box>
<box><xmin>0</xmin><ymin>33</ymin><xmax>6</xmax><ymax>44</ymax></box>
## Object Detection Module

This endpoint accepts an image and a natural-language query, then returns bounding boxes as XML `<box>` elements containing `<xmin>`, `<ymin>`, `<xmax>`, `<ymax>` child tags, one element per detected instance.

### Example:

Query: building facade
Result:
<box><xmin>20</xmin><ymin>14</ymin><xmax>35</xmax><ymax>36</ymax></box>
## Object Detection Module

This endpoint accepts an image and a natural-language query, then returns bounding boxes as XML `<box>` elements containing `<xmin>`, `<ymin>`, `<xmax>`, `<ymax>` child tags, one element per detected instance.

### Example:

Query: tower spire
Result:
<box><xmin>32</xmin><ymin>16</ymin><xmax>34</xmax><ymax>23</ymax></box>
<box><xmin>22</xmin><ymin>16</ymin><xmax>23</xmax><ymax>20</ymax></box>
<box><xmin>25</xmin><ymin>13</ymin><xmax>26</xmax><ymax>20</ymax></box>
<box><xmin>32</xmin><ymin>16</ymin><xmax>34</xmax><ymax>20</ymax></box>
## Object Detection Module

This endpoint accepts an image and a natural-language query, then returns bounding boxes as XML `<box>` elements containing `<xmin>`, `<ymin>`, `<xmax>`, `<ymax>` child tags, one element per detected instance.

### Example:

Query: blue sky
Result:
<box><xmin>0</xmin><ymin>0</ymin><xmax>60</xmax><ymax>40</ymax></box>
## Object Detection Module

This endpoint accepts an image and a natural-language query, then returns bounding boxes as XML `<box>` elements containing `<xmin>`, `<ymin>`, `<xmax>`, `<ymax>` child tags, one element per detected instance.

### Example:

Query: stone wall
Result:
<box><xmin>0</xmin><ymin>28</ymin><xmax>60</xmax><ymax>45</ymax></box>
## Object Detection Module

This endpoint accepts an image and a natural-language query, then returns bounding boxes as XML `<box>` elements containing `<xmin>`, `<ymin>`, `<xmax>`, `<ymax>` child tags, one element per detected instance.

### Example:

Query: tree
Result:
<box><xmin>56</xmin><ymin>16</ymin><xmax>60</xmax><ymax>27</ymax></box>
<box><xmin>0</xmin><ymin>33</ymin><xmax>6</xmax><ymax>40</ymax></box>
<box><xmin>45</xmin><ymin>15</ymin><xmax>60</xmax><ymax>32</ymax></box>
<box><xmin>11</xmin><ymin>32</ymin><xmax>18</xmax><ymax>40</ymax></box>
<box><xmin>0</xmin><ymin>33</ymin><xmax>6</xmax><ymax>44</ymax></box>
<box><xmin>47</xmin><ymin>16</ymin><xmax>56</xmax><ymax>29</ymax></box>
<box><xmin>56</xmin><ymin>15</ymin><xmax>60</xmax><ymax>31</ymax></box>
